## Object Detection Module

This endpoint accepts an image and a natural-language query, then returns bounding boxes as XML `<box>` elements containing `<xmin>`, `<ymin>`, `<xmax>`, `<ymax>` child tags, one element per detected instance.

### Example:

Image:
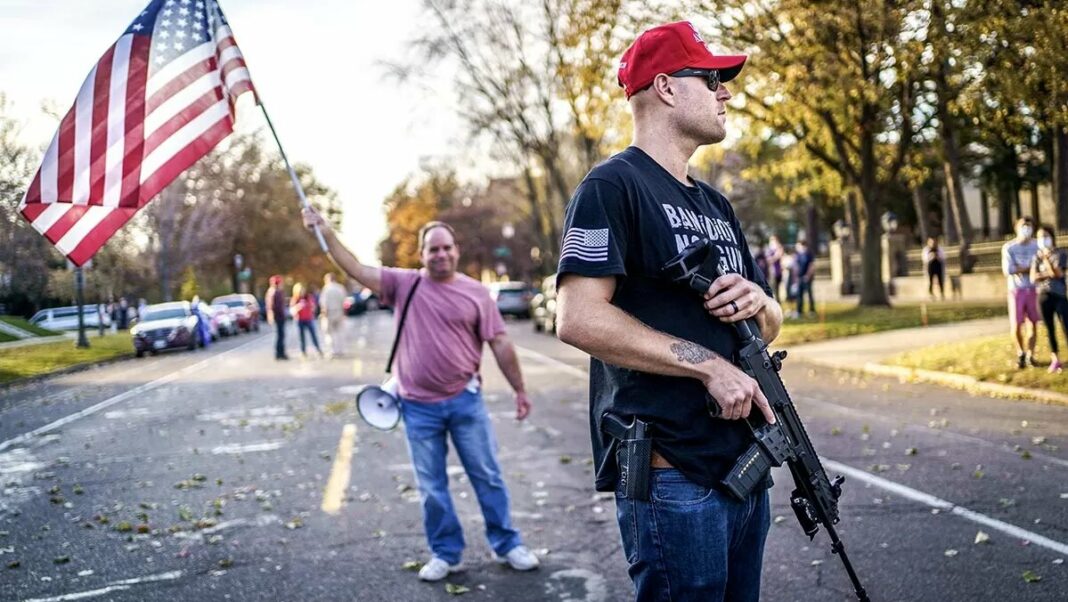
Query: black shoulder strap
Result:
<box><xmin>385</xmin><ymin>276</ymin><xmax>422</xmax><ymax>374</ymax></box>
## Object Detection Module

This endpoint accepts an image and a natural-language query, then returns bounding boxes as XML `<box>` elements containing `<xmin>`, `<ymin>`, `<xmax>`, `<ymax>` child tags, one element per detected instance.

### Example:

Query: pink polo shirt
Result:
<box><xmin>379</xmin><ymin>268</ymin><xmax>506</xmax><ymax>402</ymax></box>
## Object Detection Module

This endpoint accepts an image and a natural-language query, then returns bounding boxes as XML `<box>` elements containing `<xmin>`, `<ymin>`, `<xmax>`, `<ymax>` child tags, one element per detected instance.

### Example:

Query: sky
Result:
<box><xmin>0</xmin><ymin>0</ymin><xmax>464</xmax><ymax>265</ymax></box>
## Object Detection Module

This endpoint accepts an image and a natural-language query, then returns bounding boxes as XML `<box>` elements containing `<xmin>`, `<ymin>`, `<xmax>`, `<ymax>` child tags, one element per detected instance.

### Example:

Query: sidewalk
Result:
<box><xmin>788</xmin><ymin>317</ymin><xmax>1068</xmax><ymax>405</ymax></box>
<box><xmin>0</xmin><ymin>333</ymin><xmax>74</xmax><ymax>349</ymax></box>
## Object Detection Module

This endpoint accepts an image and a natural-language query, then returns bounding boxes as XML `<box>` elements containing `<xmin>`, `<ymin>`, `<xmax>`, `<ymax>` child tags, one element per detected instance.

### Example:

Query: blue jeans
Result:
<box><xmin>796</xmin><ymin>280</ymin><xmax>815</xmax><ymax>315</ymax></box>
<box><xmin>616</xmin><ymin>468</ymin><xmax>770</xmax><ymax>602</ymax></box>
<box><xmin>400</xmin><ymin>389</ymin><xmax>522</xmax><ymax>564</ymax></box>
<box><xmin>274</xmin><ymin>320</ymin><xmax>286</xmax><ymax>358</ymax></box>
<box><xmin>297</xmin><ymin>319</ymin><xmax>321</xmax><ymax>354</ymax></box>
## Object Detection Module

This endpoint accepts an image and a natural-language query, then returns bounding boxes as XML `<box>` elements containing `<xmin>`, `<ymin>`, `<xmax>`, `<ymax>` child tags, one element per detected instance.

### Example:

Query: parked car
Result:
<box><xmin>130</xmin><ymin>301</ymin><xmax>201</xmax><ymax>357</ymax></box>
<box><xmin>488</xmin><ymin>281</ymin><xmax>533</xmax><ymax>319</ymax></box>
<box><xmin>210</xmin><ymin>294</ymin><xmax>261</xmax><ymax>332</ymax></box>
<box><xmin>30</xmin><ymin>305</ymin><xmax>112</xmax><ymax>331</ymax></box>
<box><xmin>207</xmin><ymin>304</ymin><xmax>239</xmax><ymax>337</ymax></box>
<box><xmin>531</xmin><ymin>275</ymin><xmax>557</xmax><ymax>334</ymax></box>
<box><xmin>344</xmin><ymin>288</ymin><xmax>381</xmax><ymax>316</ymax></box>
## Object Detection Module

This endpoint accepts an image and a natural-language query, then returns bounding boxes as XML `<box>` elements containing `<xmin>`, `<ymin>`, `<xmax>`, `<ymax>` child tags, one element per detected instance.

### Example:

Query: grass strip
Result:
<box><xmin>0</xmin><ymin>333</ymin><xmax>133</xmax><ymax>385</ymax></box>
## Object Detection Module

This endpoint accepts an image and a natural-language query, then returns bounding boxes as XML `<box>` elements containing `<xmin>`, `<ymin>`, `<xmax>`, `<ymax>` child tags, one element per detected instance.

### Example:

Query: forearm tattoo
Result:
<box><xmin>670</xmin><ymin>340</ymin><xmax>719</xmax><ymax>365</ymax></box>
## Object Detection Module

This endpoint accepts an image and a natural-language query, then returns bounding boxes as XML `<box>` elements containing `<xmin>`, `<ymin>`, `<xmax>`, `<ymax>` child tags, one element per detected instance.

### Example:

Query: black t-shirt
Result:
<box><xmin>557</xmin><ymin>146</ymin><xmax>771</xmax><ymax>491</ymax></box>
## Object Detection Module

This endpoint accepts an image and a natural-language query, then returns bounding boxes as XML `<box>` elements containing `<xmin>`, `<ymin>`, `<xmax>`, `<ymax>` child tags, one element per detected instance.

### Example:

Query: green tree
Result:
<box><xmin>707</xmin><ymin>0</ymin><xmax>925</xmax><ymax>305</ymax></box>
<box><xmin>0</xmin><ymin>94</ymin><xmax>61</xmax><ymax>316</ymax></box>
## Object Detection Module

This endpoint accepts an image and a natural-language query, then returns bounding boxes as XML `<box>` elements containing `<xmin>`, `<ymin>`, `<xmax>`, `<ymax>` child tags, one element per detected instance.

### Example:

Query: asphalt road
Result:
<box><xmin>0</xmin><ymin>313</ymin><xmax>1065</xmax><ymax>601</ymax></box>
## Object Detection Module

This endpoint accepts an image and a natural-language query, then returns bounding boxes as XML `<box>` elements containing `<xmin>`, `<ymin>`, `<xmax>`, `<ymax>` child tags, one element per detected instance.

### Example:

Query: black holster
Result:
<box><xmin>601</xmin><ymin>412</ymin><xmax>653</xmax><ymax>501</ymax></box>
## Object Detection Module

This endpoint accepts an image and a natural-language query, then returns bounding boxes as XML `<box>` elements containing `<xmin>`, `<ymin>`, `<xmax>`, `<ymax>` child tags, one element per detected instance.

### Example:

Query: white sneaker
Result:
<box><xmin>417</xmin><ymin>556</ymin><xmax>461</xmax><ymax>582</ymax></box>
<box><xmin>495</xmin><ymin>545</ymin><xmax>540</xmax><ymax>571</ymax></box>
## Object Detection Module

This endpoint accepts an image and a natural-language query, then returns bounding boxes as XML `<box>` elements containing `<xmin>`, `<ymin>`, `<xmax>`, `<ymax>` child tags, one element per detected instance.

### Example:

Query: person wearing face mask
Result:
<box><xmin>1002</xmin><ymin>216</ymin><xmax>1041</xmax><ymax>369</ymax></box>
<box><xmin>1030</xmin><ymin>225</ymin><xmax>1068</xmax><ymax>373</ymax></box>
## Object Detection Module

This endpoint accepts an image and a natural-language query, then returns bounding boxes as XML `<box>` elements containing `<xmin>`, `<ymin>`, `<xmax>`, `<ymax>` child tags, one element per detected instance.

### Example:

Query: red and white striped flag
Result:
<box><xmin>19</xmin><ymin>0</ymin><xmax>256</xmax><ymax>266</ymax></box>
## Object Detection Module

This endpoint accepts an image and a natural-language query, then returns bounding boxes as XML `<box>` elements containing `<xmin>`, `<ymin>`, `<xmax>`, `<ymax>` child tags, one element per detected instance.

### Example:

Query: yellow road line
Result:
<box><xmin>321</xmin><ymin>423</ymin><xmax>357</xmax><ymax>515</ymax></box>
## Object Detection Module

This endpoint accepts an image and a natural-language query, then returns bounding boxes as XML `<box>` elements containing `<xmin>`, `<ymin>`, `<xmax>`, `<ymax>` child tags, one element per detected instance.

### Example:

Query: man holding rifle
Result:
<box><xmin>555</xmin><ymin>21</ymin><xmax>782</xmax><ymax>601</ymax></box>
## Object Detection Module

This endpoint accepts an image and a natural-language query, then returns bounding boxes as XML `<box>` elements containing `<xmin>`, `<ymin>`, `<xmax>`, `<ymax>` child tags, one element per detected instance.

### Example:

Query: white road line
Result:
<box><xmin>515</xmin><ymin>345</ymin><xmax>590</xmax><ymax>380</ymax></box>
<box><xmin>23</xmin><ymin>570</ymin><xmax>184</xmax><ymax>602</ymax></box>
<box><xmin>797</xmin><ymin>395</ymin><xmax>1068</xmax><ymax>469</ymax></box>
<box><xmin>0</xmin><ymin>335</ymin><xmax>269</xmax><ymax>453</ymax></box>
<box><xmin>825</xmin><ymin>459</ymin><xmax>1068</xmax><ymax>557</ymax></box>
<box><xmin>210</xmin><ymin>440</ymin><xmax>287</xmax><ymax>455</ymax></box>
<box><xmin>518</xmin><ymin>347</ymin><xmax>1068</xmax><ymax>557</ymax></box>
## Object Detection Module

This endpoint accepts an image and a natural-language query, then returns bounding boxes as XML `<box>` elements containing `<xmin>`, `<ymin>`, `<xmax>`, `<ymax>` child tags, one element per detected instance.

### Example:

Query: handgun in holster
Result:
<box><xmin>600</xmin><ymin>412</ymin><xmax>653</xmax><ymax>501</ymax></box>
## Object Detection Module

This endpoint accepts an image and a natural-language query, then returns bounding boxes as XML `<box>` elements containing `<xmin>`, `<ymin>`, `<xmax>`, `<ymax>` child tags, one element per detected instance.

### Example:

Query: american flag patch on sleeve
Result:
<box><xmin>560</xmin><ymin>227</ymin><xmax>609</xmax><ymax>262</ymax></box>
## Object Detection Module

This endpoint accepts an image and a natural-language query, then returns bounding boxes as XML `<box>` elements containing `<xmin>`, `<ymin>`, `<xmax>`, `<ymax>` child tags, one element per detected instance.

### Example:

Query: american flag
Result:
<box><xmin>560</xmin><ymin>227</ymin><xmax>610</xmax><ymax>262</ymax></box>
<box><xmin>19</xmin><ymin>0</ymin><xmax>256</xmax><ymax>266</ymax></box>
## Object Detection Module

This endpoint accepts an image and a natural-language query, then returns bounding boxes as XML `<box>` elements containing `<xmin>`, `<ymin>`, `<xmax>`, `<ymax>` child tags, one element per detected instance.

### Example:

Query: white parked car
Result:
<box><xmin>29</xmin><ymin>305</ymin><xmax>112</xmax><ymax>331</ymax></box>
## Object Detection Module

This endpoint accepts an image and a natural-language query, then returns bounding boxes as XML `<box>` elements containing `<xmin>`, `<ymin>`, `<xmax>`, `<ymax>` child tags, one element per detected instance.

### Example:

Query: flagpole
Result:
<box><xmin>258</xmin><ymin>104</ymin><xmax>329</xmax><ymax>253</ymax></box>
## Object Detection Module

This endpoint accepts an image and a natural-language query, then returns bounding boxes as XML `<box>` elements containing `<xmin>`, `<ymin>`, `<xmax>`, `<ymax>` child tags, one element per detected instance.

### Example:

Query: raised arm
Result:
<box><xmin>556</xmin><ymin>274</ymin><xmax>775</xmax><ymax>423</ymax></box>
<box><xmin>302</xmin><ymin>207</ymin><xmax>382</xmax><ymax>295</ymax></box>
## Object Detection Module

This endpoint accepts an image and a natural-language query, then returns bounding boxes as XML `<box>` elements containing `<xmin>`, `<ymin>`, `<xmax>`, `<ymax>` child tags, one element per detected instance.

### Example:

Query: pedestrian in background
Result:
<box><xmin>117</xmin><ymin>297</ymin><xmax>131</xmax><ymax>329</ymax></box>
<box><xmin>794</xmin><ymin>239</ymin><xmax>816</xmax><ymax>317</ymax></box>
<box><xmin>765</xmin><ymin>234</ymin><xmax>784</xmax><ymax>301</ymax></box>
<box><xmin>319</xmin><ymin>273</ymin><xmax>348</xmax><ymax>357</ymax></box>
<box><xmin>290</xmin><ymin>283</ymin><xmax>324</xmax><ymax>359</ymax></box>
<box><xmin>754</xmin><ymin>243</ymin><xmax>769</xmax><ymax>283</ymax></box>
<box><xmin>923</xmin><ymin>237</ymin><xmax>946</xmax><ymax>300</ymax></box>
<box><xmin>1031</xmin><ymin>225</ymin><xmax>1068</xmax><ymax>373</ymax></box>
<box><xmin>1002</xmin><ymin>216</ymin><xmax>1040</xmax><ymax>369</ymax></box>
<box><xmin>191</xmin><ymin>295</ymin><xmax>211</xmax><ymax>348</ymax></box>
<box><xmin>266</xmin><ymin>275</ymin><xmax>289</xmax><ymax>361</ymax></box>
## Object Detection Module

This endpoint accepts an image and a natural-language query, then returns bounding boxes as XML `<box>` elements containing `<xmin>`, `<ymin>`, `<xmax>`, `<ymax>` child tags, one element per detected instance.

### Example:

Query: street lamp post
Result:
<box><xmin>74</xmin><ymin>266</ymin><xmax>89</xmax><ymax>348</ymax></box>
<box><xmin>233</xmin><ymin>253</ymin><xmax>243</xmax><ymax>294</ymax></box>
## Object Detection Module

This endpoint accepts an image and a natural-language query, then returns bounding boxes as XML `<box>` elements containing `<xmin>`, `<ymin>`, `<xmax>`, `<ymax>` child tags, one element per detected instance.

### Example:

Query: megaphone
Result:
<box><xmin>356</xmin><ymin>377</ymin><xmax>401</xmax><ymax>431</ymax></box>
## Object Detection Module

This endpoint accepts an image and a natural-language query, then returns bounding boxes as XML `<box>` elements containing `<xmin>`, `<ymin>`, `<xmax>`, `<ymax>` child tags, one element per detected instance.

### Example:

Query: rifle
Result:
<box><xmin>661</xmin><ymin>239</ymin><xmax>870</xmax><ymax>602</ymax></box>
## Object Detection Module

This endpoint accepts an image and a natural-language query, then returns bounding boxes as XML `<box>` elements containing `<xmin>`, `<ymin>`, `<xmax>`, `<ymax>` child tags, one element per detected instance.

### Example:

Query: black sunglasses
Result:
<box><xmin>669</xmin><ymin>68</ymin><xmax>721</xmax><ymax>91</ymax></box>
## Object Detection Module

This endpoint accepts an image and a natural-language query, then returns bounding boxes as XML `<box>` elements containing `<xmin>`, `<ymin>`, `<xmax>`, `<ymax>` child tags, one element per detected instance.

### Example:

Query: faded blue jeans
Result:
<box><xmin>400</xmin><ymin>389</ymin><xmax>522</xmax><ymax>564</ymax></box>
<box><xmin>616</xmin><ymin>468</ymin><xmax>770</xmax><ymax>602</ymax></box>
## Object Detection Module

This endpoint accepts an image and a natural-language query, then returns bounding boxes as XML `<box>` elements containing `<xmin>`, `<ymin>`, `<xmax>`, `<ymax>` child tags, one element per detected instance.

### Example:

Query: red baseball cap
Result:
<box><xmin>617</xmin><ymin>21</ymin><xmax>747</xmax><ymax>98</ymax></box>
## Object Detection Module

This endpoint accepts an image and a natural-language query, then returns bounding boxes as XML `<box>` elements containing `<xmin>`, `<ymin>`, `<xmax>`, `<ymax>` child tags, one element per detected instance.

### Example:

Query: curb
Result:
<box><xmin>0</xmin><ymin>353</ymin><xmax>135</xmax><ymax>393</ymax></box>
<box><xmin>796</xmin><ymin>355</ymin><xmax>1068</xmax><ymax>407</ymax></box>
<box><xmin>0</xmin><ymin>334</ymin><xmax>72</xmax><ymax>350</ymax></box>
<box><xmin>861</xmin><ymin>362</ymin><xmax>1068</xmax><ymax>406</ymax></box>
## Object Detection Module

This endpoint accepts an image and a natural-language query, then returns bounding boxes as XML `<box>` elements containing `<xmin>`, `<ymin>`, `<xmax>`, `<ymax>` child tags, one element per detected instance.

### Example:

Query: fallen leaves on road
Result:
<box><xmin>944</xmin><ymin>549</ymin><xmax>958</xmax><ymax>557</ymax></box>
<box><xmin>905</xmin><ymin>447</ymin><xmax>918</xmax><ymax>456</ymax></box>
<box><xmin>974</xmin><ymin>531</ymin><xmax>990</xmax><ymax>545</ymax></box>
<box><xmin>402</xmin><ymin>560</ymin><xmax>423</xmax><ymax>571</ymax></box>
<box><xmin>1022</xmin><ymin>570</ymin><xmax>1042</xmax><ymax>583</ymax></box>
<box><xmin>445</xmin><ymin>583</ymin><xmax>470</xmax><ymax>595</ymax></box>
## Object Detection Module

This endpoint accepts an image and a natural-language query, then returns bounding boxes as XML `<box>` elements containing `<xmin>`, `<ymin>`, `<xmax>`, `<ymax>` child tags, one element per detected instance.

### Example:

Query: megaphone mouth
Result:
<box><xmin>356</xmin><ymin>385</ymin><xmax>401</xmax><ymax>431</ymax></box>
